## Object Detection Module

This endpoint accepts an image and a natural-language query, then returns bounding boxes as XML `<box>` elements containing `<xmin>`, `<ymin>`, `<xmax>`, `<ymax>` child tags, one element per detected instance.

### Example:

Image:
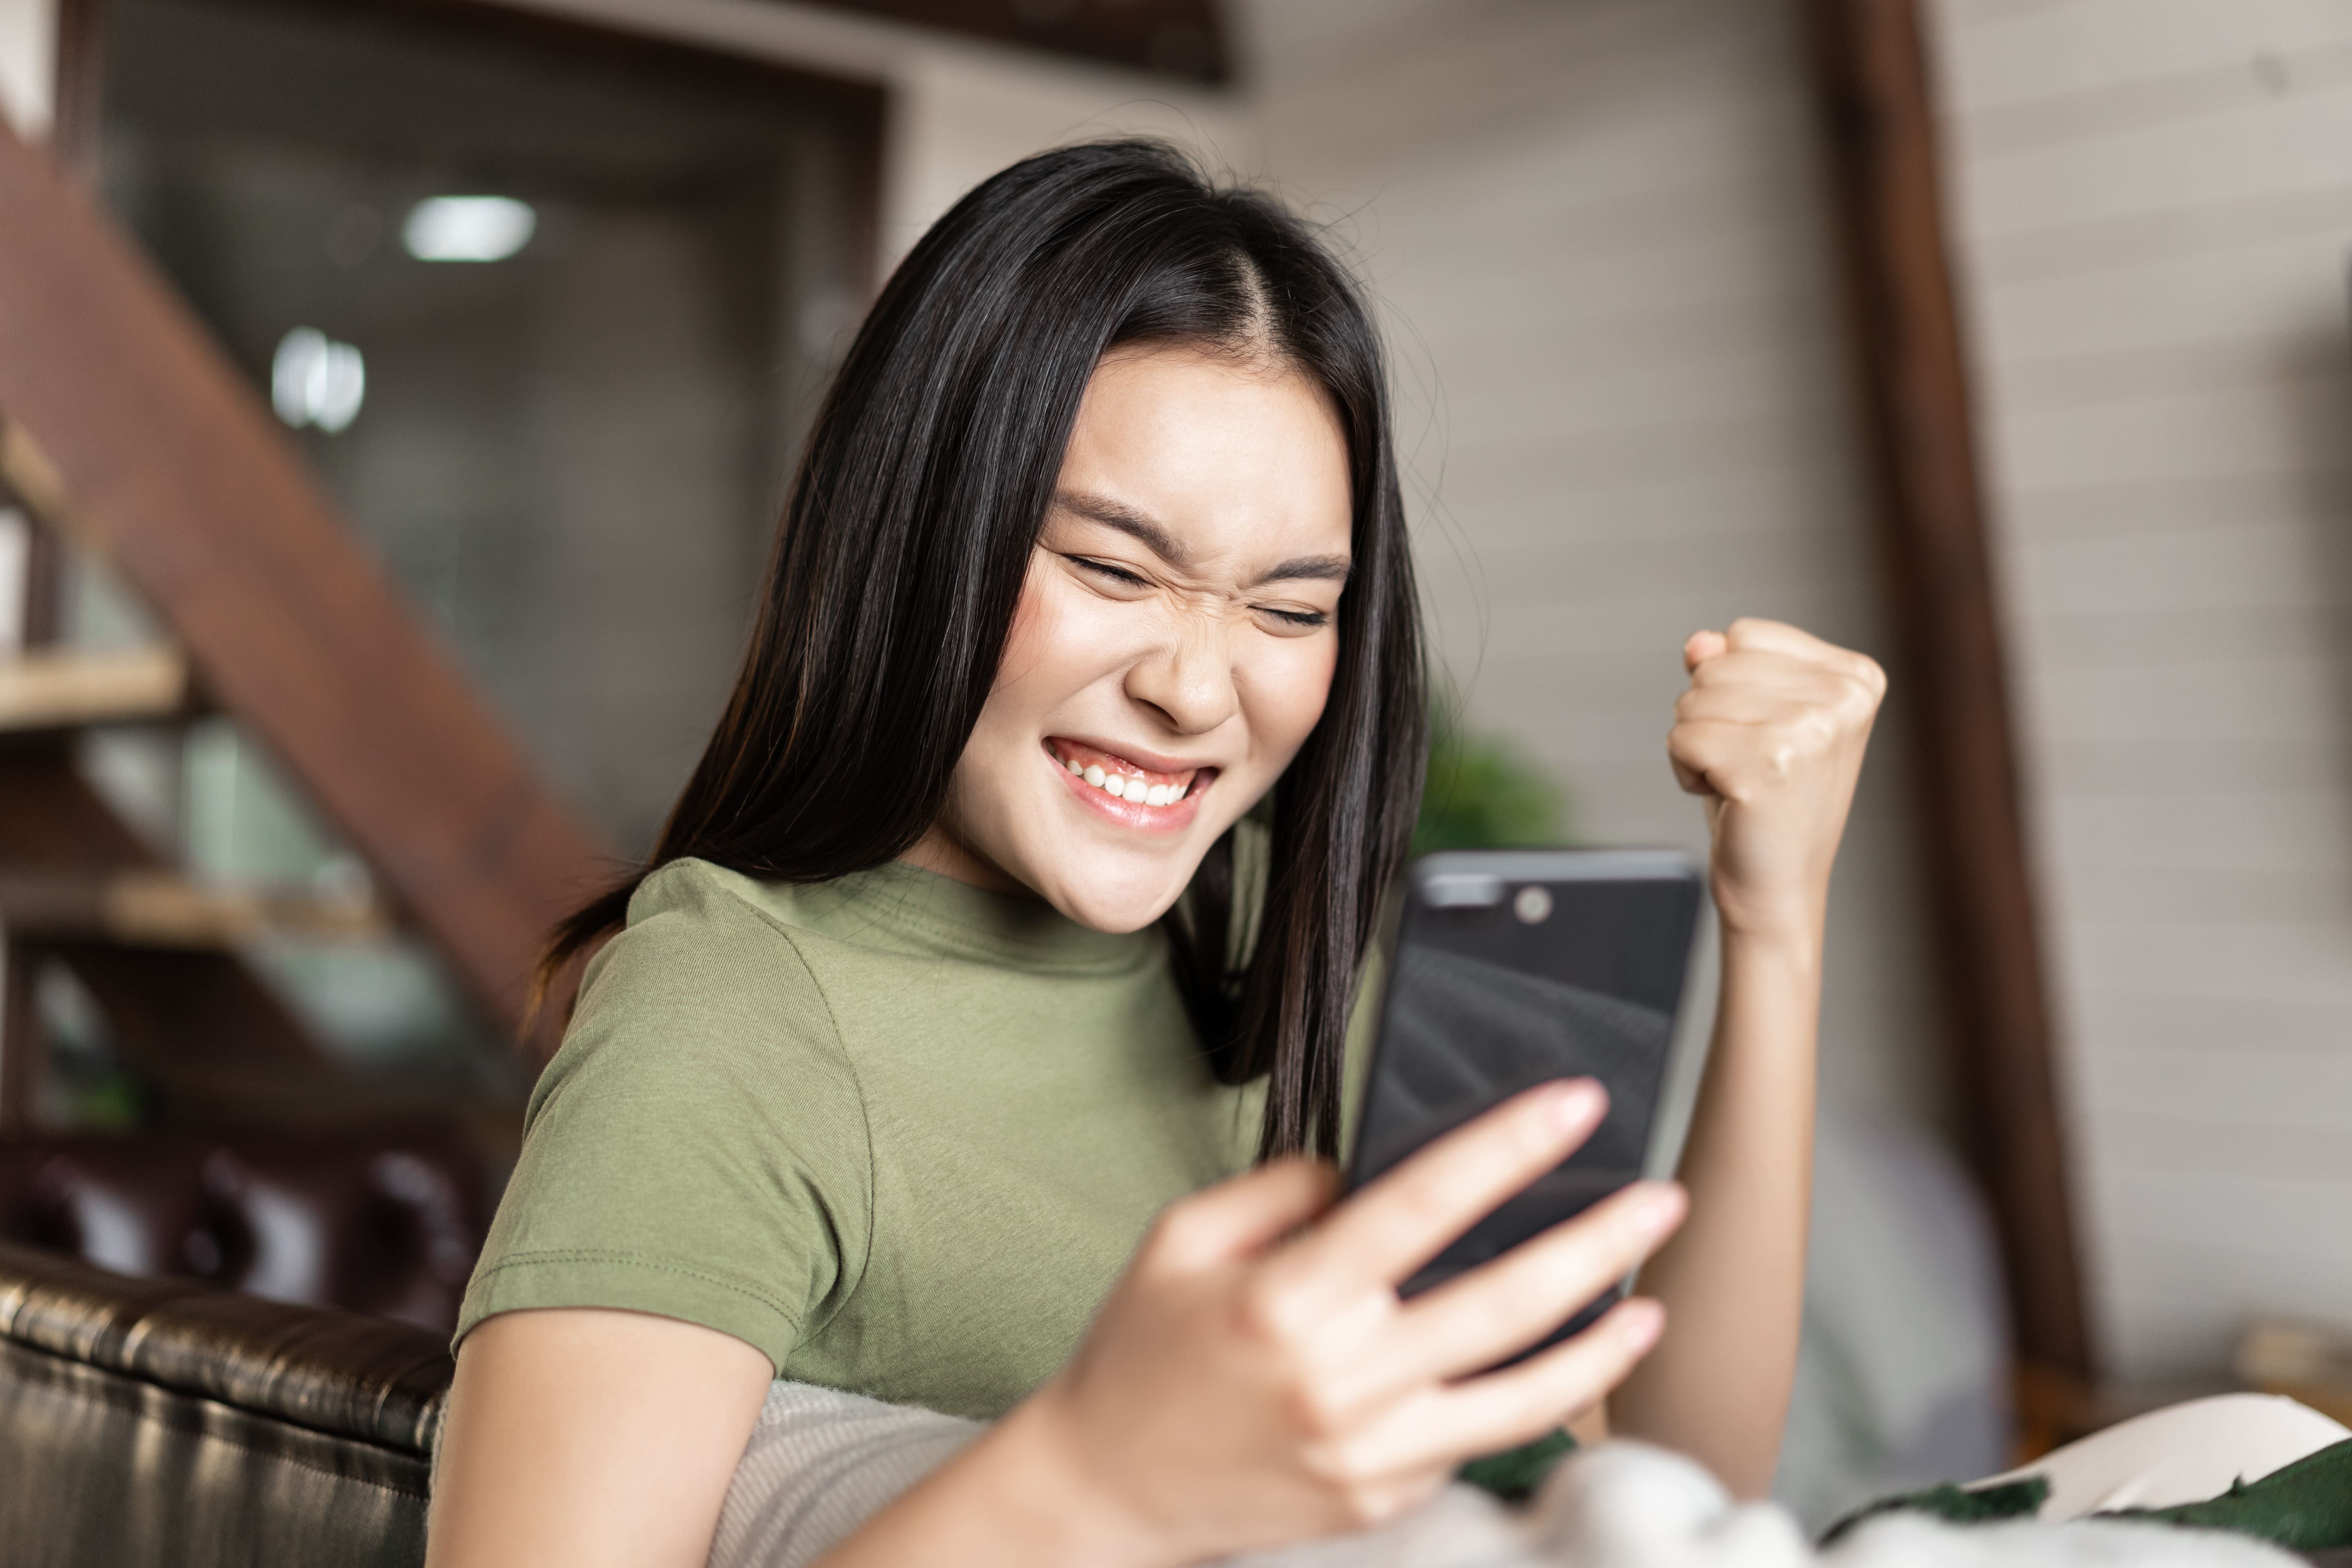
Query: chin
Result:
<box><xmin>1036</xmin><ymin>861</ymin><xmax>1192</xmax><ymax>935</ymax></box>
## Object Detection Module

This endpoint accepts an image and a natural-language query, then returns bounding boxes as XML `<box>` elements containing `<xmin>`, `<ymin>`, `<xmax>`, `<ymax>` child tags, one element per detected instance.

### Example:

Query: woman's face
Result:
<box><xmin>913</xmin><ymin>343</ymin><xmax>1354</xmax><ymax>933</ymax></box>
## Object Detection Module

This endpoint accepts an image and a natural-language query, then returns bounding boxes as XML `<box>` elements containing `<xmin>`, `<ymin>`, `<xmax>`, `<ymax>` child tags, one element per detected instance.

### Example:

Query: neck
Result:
<box><xmin>901</xmin><ymin>822</ymin><xmax>1034</xmax><ymax>899</ymax></box>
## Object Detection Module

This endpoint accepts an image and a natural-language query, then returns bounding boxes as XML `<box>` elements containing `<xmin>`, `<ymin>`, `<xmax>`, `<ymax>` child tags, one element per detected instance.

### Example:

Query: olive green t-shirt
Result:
<box><xmin>456</xmin><ymin>857</ymin><xmax>1261</xmax><ymax>1418</ymax></box>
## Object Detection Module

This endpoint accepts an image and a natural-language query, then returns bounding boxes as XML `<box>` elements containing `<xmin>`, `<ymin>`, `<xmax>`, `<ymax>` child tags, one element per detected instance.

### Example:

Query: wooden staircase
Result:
<box><xmin>0</xmin><ymin>117</ymin><xmax>610</xmax><ymax>1130</ymax></box>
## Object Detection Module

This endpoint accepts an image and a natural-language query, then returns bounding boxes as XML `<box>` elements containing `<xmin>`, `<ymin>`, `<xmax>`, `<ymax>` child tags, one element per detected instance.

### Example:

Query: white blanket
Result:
<box><xmin>710</xmin><ymin>1382</ymin><xmax>2303</xmax><ymax>1568</ymax></box>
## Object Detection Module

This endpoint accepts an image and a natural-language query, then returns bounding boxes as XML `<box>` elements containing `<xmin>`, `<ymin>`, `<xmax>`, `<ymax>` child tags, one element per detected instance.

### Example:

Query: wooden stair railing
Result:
<box><xmin>0</xmin><ymin>118</ymin><xmax>611</xmax><ymax>1074</ymax></box>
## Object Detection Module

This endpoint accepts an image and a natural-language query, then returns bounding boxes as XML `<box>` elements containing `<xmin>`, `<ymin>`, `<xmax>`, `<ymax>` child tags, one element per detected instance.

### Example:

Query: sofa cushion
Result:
<box><xmin>0</xmin><ymin>1238</ymin><xmax>450</xmax><ymax>1567</ymax></box>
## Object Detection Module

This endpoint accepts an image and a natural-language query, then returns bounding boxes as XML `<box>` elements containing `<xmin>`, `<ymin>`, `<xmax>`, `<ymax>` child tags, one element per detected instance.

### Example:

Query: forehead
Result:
<box><xmin>1056</xmin><ymin>346</ymin><xmax>1353</xmax><ymax>563</ymax></box>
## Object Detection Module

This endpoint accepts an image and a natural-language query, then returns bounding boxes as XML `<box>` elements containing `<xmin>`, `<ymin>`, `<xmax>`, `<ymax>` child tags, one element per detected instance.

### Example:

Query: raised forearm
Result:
<box><xmin>1604</xmin><ymin>916</ymin><xmax>1820</xmax><ymax>1497</ymax></box>
<box><xmin>1627</xmin><ymin>618</ymin><xmax>1878</xmax><ymax>1495</ymax></box>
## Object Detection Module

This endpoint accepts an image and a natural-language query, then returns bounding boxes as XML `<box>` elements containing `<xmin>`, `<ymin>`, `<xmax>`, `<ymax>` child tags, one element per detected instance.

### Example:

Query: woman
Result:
<box><xmin>425</xmin><ymin>140</ymin><xmax>1884</xmax><ymax>1567</ymax></box>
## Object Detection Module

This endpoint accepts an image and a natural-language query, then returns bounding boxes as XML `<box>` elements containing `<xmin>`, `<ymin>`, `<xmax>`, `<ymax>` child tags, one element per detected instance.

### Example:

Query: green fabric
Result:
<box><xmin>2109</xmin><ymin>1437</ymin><xmax>2352</xmax><ymax>1552</ymax></box>
<box><xmin>457</xmin><ymin>857</ymin><xmax>1260</xmax><ymax>1420</ymax></box>
<box><xmin>1458</xmin><ymin>1429</ymin><xmax>1578</xmax><ymax>1503</ymax></box>
<box><xmin>1821</xmin><ymin>1477</ymin><xmax>2047</xmax><ymax>1543</ymax></box>
<box><xmin>1825</xmin><ymin>1437</ymin><xmax>2352</xmax><ymax>1552</ymax></box>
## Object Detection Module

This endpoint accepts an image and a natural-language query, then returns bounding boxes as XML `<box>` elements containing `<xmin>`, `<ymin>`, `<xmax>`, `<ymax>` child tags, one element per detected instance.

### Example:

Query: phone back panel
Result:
<box><xmin>1349</xmin><ymin>850</ymin><xmax>1705</xmax><ymax>1346</ymax></box>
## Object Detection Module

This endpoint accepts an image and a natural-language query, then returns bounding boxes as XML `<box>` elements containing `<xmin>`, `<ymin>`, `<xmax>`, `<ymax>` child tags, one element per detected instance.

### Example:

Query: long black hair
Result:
<box><xmin>541</xmin><ymin>139</ymin><xmax>1426</xmax><ymax>1158</ymax></box>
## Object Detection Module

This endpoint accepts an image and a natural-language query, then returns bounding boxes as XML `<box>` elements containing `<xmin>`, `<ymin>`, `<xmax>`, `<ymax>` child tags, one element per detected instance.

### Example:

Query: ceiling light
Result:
<box><xmin>272</xmin><ymin>328</ymin><xmax>365</xmax><ymax>434</ymax></box>
<box><xmin>401</xmin><ymin>195</ymin><xmax>536</xmax><ymax>263</ymax></box>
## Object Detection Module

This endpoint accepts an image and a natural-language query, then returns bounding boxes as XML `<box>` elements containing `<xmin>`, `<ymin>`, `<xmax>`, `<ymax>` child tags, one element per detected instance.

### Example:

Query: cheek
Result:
<box><xmin>985</xmin><ymin>567</ymin><xmax>1130</xmax><ymax>721</ymax></box>
<box><xmin>1240</xmin><ymin>634</ymin><xmax>1342</xmax><ymax>765</ymax></box>
<box><xmin>993</xmin><ymin>566</ymin><xmax>1056</xmax><ymax>691</ymax></box>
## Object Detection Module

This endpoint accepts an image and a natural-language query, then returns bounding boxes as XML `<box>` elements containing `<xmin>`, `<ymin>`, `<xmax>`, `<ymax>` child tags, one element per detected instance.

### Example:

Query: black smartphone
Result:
<box><xmin>1347</xmin><ymin>848</ymin><xmax>1710</xmax><ymax>1355</ymax></box>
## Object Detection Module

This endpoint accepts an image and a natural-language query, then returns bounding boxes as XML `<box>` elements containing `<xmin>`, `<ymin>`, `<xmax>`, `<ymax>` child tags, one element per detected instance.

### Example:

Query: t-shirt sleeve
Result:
<box><xmin>454</xmin><ymin>866</ymin><xmax>872</xmax><ymax>1374</ymax></box>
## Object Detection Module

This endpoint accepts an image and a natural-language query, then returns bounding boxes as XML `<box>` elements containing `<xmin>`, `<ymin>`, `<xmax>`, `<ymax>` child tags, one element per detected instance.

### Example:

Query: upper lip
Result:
<box><xmin>1050</xmin><ymin>736</ymin><xmax>1221</xmax><ymax>776</ymax></box>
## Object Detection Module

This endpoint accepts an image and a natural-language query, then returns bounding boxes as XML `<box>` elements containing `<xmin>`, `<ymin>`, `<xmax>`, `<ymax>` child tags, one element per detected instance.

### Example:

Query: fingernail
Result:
<box><xmin>1550</xmin><ymin>1080</ymin><xmax>1604</xmax><ymax>1128</ymax></box>
<box><xmin>1630</xmin><ymin>1184</ymin><xmax>1684</xmax><ymax>1237</ymax></box>
<box><xmin>1621</xmin><ymin>1300</ymin><xmax>1664</xmax><ymax>1353</ymax></box>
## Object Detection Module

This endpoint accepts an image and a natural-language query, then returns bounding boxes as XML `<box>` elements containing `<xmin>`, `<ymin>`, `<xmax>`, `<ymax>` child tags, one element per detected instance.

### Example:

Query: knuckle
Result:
<box><xmin>1387</xmin><ymin>1174</ymin><xmax>1464</xmax><ymax>1237</ymax></box>
<box><xmin>1281</xmin><ymin>1374</ymin><xmax>1350</xmax><ymax>1439</ymax></box>
<box><xmin>1236</xmin><ymin>1274</ymin><xmax>1312</xmax><ymax>1348</ymax></box>
<box><xmin>1341</xmin><ymin>1485</ymin><xmax>1405</xmax><ymax>1531</ymax></box>
<box><xmin>1304</xmin><ymin>1452</ymin><xmax>1390</xmax><ymax>1528</ymax></box>
<box><xmin>1143</xmin><ymin>1198</ymin><xmax>1207</xmax><ymax>1260</ymax></box>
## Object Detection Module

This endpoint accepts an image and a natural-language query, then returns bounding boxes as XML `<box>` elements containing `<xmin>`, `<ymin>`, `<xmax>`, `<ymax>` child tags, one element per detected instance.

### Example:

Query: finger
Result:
<box><xmin>1431</xmin><ymin>1298</ymin><xmax>1667</xmax><ymax>1453</ymax></box>
<box><xmin>1673</xmin><ymin>683</ymin><xmax>1817</xmax><ymax>728</ymax></box>
<box><xmin>1724</xmin><ymin>619</ymin><xmax>1887</xmax><ymax>695</ymax></box>
<box><xmin>1685</xmin><ymin>647</ymin><xmax>1843</xmax><ymax>695</ymax></box>
<box><xmin>1272</xmin><ymin>1082</ymin><xmax>1606</xmax><ymax>1303</ymax></box>
<box><xmin>1385</xmin><ymin>1181</ymin><xmax>1685</xmax><ymax>1387</ymax></box>
<box><xmin>1666</xmin><ymin>718</ymin><xmax>1754</xmax><ymax>799</ymax></box>
<box><xmin>1144</xmin><ymin>1157</ymin><xmax>1339</xmax><ymax>1272</ymax></box>
<box><xmin>1682</xmin><ymin>629</ymin><xmax>1726</xmax><ymax>673</ymax></box>
<box><xmin>1722</xmin><ymin>617</ymin><xmax>1833</xmax><ymax>659</ymax></box>
<box><xmin>1669</xmin><ymin>751</ymin><xmax>1713</xmax><ymax>796</ymax></box>
<box><xmin>1337</xmin><ymin>1298</ymin><xmax>1668</xmax><ymax>1476</ymax></box>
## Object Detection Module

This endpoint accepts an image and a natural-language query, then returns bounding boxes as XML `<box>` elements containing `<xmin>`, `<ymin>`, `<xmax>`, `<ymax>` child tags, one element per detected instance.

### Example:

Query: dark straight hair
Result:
<box><xmin>540</xmin><ymin>139</ymin><xmax>1426</xmax><ymax>1159</ymax></box>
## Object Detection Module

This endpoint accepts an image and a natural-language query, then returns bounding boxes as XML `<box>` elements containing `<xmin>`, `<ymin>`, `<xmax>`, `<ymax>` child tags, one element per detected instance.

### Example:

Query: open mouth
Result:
<box><xmin>1044</xmin><ymin>738</ymin><xmax>1216</xmax><ymax>820</ymax></box>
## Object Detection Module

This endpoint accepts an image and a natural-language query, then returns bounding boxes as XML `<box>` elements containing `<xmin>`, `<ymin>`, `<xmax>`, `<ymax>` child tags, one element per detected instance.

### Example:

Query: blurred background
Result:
<box><xmin>0</xmin><ymin>0</ymin><xmax>2347</xmax><ymax>1534</ymax></box>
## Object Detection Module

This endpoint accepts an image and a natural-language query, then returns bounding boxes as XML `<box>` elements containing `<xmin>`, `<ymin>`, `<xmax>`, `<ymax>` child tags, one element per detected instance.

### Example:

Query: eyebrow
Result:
<box><xmin>1053</xmin><ymin>488</ymin><xmax>1353</xmax><ymax>588</ymax></box>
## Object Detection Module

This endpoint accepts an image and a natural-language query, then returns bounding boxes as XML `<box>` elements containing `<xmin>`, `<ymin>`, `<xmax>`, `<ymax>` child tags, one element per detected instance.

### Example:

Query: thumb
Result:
<box><xmin>1147</xmin><ymin>1157</ymin><xmax>1339</xmax><ymax>1270</ymax></box>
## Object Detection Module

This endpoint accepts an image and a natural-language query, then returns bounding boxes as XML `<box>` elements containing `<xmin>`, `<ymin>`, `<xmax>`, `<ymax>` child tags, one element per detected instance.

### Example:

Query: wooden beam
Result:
<box><xmin>1800</xmin><ymin>0</ymin><xmax>2092</xmax><ymax>1380</ymax></box>
<box><xmin>49</xmin><ymin>0</ymin><xmax>107</xmax><ymax>182</ymax></box>
<box><xmin>793</xmin><ymin>0</ymin><xmax>1228</xmax><ymax>83</ymax></box>
<box><xmin>0</xmin><ymin>120</ymin><xmax>612</xmax><ymax>1044</ymax></box>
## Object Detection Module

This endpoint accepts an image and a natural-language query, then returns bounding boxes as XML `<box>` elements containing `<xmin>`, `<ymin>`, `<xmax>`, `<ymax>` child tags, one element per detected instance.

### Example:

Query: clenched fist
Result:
<box><xmin>1668</xmin><ymin>619</ymin><xmax>1885</xmax><ymax>947</ymax></box>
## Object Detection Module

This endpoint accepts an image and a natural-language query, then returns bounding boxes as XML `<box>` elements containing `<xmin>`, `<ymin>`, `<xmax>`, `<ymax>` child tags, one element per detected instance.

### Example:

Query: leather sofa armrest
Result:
<box><xmin>0</xmin><ymin>1237</ymin><xmax>450</xmax><ymax>1454</ymax></box>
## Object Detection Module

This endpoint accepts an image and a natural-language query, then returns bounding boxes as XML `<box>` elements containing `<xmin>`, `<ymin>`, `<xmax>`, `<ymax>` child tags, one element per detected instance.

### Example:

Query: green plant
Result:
<box><xmin>1412</xmin><ymin>713</ymin><xmax>1570</xmax><ymax>855</ymax></box>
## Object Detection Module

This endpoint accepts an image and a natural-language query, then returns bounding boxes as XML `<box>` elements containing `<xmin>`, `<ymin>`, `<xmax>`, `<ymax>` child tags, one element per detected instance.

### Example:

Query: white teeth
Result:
<box><xmin>1063</xmin><ymin>749</ymin><xmax>1195</xmax><ymax>807</ymax></box>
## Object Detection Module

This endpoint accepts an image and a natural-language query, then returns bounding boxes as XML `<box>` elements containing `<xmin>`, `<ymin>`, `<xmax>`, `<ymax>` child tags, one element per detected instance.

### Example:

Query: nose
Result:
<box><xmin>1125</xmin><ymin>611</ymin><xmax>1240</xmax><ymax>736</ymax></box>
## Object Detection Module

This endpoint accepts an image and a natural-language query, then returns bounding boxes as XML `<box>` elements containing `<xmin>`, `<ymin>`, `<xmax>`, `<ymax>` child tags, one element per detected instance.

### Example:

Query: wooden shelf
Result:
<box><xmin>0</xmin><ymin>645</ymin><xmax>187</xmax><ymax>732</ymax></box>
<box><xmin>2240</xmin><ymin>1320</ymin><xmax>2352</xmax><ymax>1426</ymax></box>
<box><xmin>0</xmin><ymin>869</ymin><xmax>389</xmax><ymax>947</ymax></box>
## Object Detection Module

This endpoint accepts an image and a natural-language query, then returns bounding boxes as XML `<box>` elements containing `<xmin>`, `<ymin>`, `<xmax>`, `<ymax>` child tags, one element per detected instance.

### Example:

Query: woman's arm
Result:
<box><xmin>426</xmin><ymin>1307</ymin><xmax>774</xmax><ymax>1568</ymax></box>
<box><xmin>1606</xmin><ymin>618</ymin><xmax>1885</xmax><ymax>1497</ymax></box>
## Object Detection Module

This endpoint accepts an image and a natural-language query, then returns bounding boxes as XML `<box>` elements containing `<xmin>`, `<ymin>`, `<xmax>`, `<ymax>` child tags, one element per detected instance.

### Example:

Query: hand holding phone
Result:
<box><xmin>1348</xmin><ymin>849</ymin><xmax>1710</xmax><ymax>1358</ymax></box>
<box><xmin>1018</xmin><ymin>1084</ymin><xmax>1682</xmax><ymax>1564</ymax></box>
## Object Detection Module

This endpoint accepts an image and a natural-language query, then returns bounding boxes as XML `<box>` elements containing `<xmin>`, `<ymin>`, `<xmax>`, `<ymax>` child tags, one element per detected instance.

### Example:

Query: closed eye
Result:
<box><xmin>1067</xmin><ymin>555</ymin><xmax>1150</xmax><ymax>589</ymax></box>
<box><xmin>1260</xmin><ymin>606</ymin><xmax>1330</xmax><ymax>630</ymax></box>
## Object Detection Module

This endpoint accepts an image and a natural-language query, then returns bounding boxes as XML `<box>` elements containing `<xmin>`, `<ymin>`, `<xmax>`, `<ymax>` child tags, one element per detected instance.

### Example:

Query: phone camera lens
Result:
<box><xmin>1512</xmin><ymin>886</ymin><xmax>1553</xmax><ymax>924</ymax></box>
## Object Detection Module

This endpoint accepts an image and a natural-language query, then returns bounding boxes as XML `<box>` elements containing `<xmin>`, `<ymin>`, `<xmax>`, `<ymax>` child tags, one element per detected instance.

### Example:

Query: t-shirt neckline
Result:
<box><xmin>758</xmin><ymin>858</ymin><xmax>1153</xmax><ymax>977</ymax></box>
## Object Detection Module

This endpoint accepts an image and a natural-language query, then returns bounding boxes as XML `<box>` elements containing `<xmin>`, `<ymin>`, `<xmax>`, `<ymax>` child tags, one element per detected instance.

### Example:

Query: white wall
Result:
<box><xmin>487</xmin><ymin>0</ymin><xmax>1248</xmax><ymax>268</ymax></box>
<box><xmin>1251</xmin><ymin>0</ymin><xmax>1945</xmax><ymax>1132</ymax></box>
<box><xmin>0</xmin><ymin>0</ymin><xmax>56</xmax><ymax>138</ymax></box>
<box><xmin>1932</xmin><ymin>0</ymin><xmax>2352</xmax><ymax>1384</ymax></box>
